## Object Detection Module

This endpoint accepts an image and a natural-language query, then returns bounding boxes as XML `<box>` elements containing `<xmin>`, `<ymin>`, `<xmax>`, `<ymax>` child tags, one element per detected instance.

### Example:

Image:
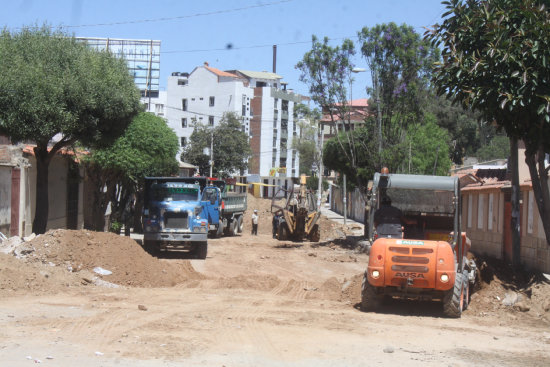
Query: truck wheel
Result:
<box><xmin>361</xmin><ymin>271</ymin><xmax>382</xmax><ymax>311</ymax></box>
<box><xmin>143</xmin><ymin>240</ymin><xmax>159</xmax><ymax>255</ymax></box>
<box><xmin>443</xmin><ymin>273</ymin><xmax>465</xmax><ymax>318</ymax></box>
<box><xmin>237</xmin><ymin>215</ymin><xmax>244</xmax><ymax>233</ymax></box>
<box><xmin>215</xmin><ymin>223</ymin><xmax>223</xmax><ymax>238</ymax></box>
<box><xmin>307</xmin><ymin>224</ymin><xmax>320</xmax><ymax>242</ymax></box>
<box><xmin>228</xmin><ymin>219</ymin><xmax>236</xmax><ymax>236</ymax></box>
<box><xmin>195</xmin><ymin>241</ymin><xmax>207</xmax><ymax>259</ymax></box>
<box><xmin>277</xmin><ymin>222</ymin><xmax>288</xmax><ymax>241</ymax></box>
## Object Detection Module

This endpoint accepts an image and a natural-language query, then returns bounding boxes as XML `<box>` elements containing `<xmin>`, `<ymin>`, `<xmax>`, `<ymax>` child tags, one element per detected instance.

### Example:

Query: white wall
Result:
<box><xmin>165</xmin><ymin>67</ymin><xmax>253</xmax><ymax>161</ymax></box>
<box><xmin>0</xmin><ymin>166</ymin><xmax>11</xmax><ymax>233</ymax></box>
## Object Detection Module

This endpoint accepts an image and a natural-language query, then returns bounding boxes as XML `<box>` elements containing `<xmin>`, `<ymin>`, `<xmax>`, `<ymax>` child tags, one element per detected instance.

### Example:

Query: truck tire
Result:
<box><xmin>307</xmin><ymin>224</ymin><xmax>320</xmax><ymax>242</ymax></box>
<box><xmin>443</xmin><ymin>273</ymin><xmax>465</xmax><ymax>318</ymax></box>
<box><xmin>143</xmin><ymin>240</ymin><xmax>159</xmax><ymax>255</ymax></box>
<box><xmin>237</xmin><ymin>215</ymin><xmax>244</xmax><ymax>233</ymax></box>
<box><xmin>228</xmin><ymin>219</ymin><xmax>236</xmax><ymax>236</ymax></box>
<box><xmin>195</xmin><ymin>241</ymin><xmax>207</xmax><ymax>259</ymax></box>
<box><xmin>215</xmin><ymin>222</ymin><xmax>223</xmax><ymax>238</ymax></box>
<box><xmin>361</xmin><ymin>271</ymin><xmax>383</xmax><ymax>311</ymax></box>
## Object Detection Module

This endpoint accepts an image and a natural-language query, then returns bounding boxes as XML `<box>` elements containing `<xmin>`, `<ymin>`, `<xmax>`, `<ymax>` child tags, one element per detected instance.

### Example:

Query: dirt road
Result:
<box><xmin>1</xmin><ymin>201</ymin><xmax>549</xmax><ymax>366</ymax></box>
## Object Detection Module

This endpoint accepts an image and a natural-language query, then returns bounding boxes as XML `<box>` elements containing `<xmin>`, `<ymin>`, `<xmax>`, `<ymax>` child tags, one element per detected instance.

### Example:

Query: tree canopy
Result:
<box><xmin>181</xmin><ymin>112</ymin><xmax>251</xmax><ymax>177</ymax></box>
<box><xmin>0</xmin><ymin>25</ymin><xmax>141</xmax><ymax>234</ymax></box>
<box><xmin>358</xmin><ymin>22</ymin><xmax>440</xmax><ymax>152</ymax></box>
<box><xmin>292</xmin><ymin>103</ymin><xmax>321</xmax><ymax>175</ymax></box>
<box><xmin>406</xmin><ymin>113</ymin><xmax>452</xmax><ymax>176</ymax></box>
<box><xmin>426</xmin><ymin>0</ymin><xmax>550</xmax><ymax>245</ymax></box>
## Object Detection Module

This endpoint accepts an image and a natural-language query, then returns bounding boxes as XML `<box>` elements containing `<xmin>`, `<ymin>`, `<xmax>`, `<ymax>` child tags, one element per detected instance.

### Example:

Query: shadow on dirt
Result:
<box><xmin>353</xmin><ymin>298</ymin><xmax>451</xmax><ymax>318</ymax></box>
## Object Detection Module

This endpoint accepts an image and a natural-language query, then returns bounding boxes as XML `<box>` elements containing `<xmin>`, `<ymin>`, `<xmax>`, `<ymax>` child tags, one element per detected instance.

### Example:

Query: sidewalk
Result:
<box><xmin>319</xmin><ymin>203</ymin><xmax>364</xmax><ymax>235</ymax></box>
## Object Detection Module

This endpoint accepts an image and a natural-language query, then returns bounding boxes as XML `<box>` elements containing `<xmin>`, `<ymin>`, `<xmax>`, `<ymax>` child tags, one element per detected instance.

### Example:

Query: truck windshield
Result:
<box><xmin>151</xmin><ymin>186</ymin><xmax>199</xmax><ymax>202</ymax></box>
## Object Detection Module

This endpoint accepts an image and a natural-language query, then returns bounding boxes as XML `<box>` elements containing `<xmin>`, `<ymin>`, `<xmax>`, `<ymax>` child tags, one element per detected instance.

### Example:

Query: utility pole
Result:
<box><xmin>209</xmin><ymin>129</ymin><xmax>214</xmax><ymax>177</ymax></box>
<box><xmin>317</xmin><ymin>125</ymin><xmax>324</xmax><ymax>208</ymax></box>
<box><xmin>343</xmin><ymin>174</ymin><xmax>347</xmax><ymax>225</ymax></box>
<box><xmin>375</xmin><ymin>67</ymin><xmax>383</xmax><ymax>154</ymax></box>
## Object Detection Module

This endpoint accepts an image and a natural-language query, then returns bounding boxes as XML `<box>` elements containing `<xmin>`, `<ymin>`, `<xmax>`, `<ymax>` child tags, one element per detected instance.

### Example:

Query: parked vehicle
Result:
<box><xmin>361</xmin><ymin>169</ymin><xmax>477</xmax><ymax>317</ymax></box>
<box><xmin>142</xmin><ymin>177</ymin><xmax>247</xmax><ymax>258</ymax></box>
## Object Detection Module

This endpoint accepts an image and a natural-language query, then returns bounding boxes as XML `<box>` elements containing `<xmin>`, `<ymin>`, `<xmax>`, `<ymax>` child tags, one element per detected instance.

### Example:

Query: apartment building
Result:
<box><xmin>164</xmin><ymin>62</ymin><xmax>303</xmax><ymax>181</ymax></box>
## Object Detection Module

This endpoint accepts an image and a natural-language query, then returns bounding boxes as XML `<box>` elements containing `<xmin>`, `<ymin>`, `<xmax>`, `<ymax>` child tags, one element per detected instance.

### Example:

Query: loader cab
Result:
<box><xmin>367</xmin><ymin>170</ymin><xmax>462</xmax><ymax>258</ymax></box>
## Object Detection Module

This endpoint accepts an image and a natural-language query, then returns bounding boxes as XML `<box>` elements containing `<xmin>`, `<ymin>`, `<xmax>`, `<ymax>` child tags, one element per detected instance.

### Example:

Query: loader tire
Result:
<box><xmin>308</xmin><ymin>224</ymin><xmax>320</xmax><ymax>242</ymax></box>
<box><xmin>195</xmin><ymin>241</ymin><xmax>207</xmax><ymax>260</ymax></box>
<box><xmin>361</xmin><ymin>271</ymin><xmax>382</xmax><ymax>312</ymax></box>
<box><xmin>443</xmin><ymin>273</ymin><xmax>465</xmax><ymax>318</ymax></box>
<box><xmin>278</xmin><ymin>222</ymin><xmax>288</xmax><ymax>241</ymax></box>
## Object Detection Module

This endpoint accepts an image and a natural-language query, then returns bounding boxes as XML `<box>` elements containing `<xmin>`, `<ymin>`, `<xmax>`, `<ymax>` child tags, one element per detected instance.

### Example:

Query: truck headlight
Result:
<box><xmin>371</xmin><ymin>270</ymin><xmax>380</xmax><ymax>279</ymax></box>
<box><xmin>440</xmin><ymin>274</ymin><xmax>449</xmax><ymax>283</ymax></box>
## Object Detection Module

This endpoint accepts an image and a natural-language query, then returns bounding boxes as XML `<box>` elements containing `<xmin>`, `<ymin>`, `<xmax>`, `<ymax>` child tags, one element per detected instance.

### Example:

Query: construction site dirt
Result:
<box><xmin>1</xmin><ymin>194</ymin><xmax>549</xmax><ymax>366</ymax></box>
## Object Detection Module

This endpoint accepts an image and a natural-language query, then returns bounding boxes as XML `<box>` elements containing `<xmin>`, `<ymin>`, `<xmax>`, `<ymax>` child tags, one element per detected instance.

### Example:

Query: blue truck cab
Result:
<box><xmin>143</xmin><ymin>177</ymin><xmax>210</xmax><ymax>258</ymax></box>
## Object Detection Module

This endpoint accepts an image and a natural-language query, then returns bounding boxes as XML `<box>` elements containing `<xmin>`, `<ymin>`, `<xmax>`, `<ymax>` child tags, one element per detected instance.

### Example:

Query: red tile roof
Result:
<box><xmin>204</xmin><ymin>65</ymin><xmax>239</xmax><ymax>78</ymax></box>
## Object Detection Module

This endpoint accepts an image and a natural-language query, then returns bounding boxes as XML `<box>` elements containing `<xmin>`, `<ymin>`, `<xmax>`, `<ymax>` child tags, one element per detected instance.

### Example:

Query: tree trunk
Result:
<box><xmin>32</xmin><ymin>147</ymin><xmax>51</xmax><ymax>234</ymax></box>
<box><xmin>83</xmin><ymin>164</ymin><xmax>117</xmax><ymax>232</ymax></box>
<box><xmin>510</xmin><ymin>137</ymin><xmax>522</xmax><ymax>269</ymax></box>
<box><xmin>525</xmin><ymin>145</ymin><xmax>550</xmax><ymax>245</ymax></box>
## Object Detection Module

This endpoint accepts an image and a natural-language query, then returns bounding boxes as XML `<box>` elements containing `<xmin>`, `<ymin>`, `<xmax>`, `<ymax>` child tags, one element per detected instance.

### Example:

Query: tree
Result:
<box><xmin>0</xmin><ymin>25</ymin><xmax>141</xmax><ymax>234</ymax></box>
<box><xmin>181</xmin><ymin>112</ymin><xmax>251</xmax><ymax>177</ymax></box>
<box><xmin>426</xmin><ymin>0</ymin><xmax>550</xmax><ymax>249</ymax></box>
<box><xmin>323</xmin><ymin>124</ymin><xmax>380</xmax><ymax>188</ymax></box>
<box><xmin>296</xmin><ymin>36</ymin><xmax>374</xmax><ymax>189</ymax></box>
<box><xmin>425</xmin><ymin>94</ymin><xmax>485</xmax><ymax>164</ymax></box>
<box><xmin>292</xmin><ymin>103</ymin><xmax>321</xmax><ymax>175</ymax></box>
<box><xmin>406</xmin><ymin>114</ymin><xmax>452</xmax><ymax>175</ymax></box>
<box><xmin>84</xmin><ymin>112</ymin><xmax>179</xmax><ymax>232</ymax></box>
<box><xmin>358</xmin><ymin>23</ymin><xmax>440</xmax><ymax>163</ymax></box>
<box><xmin>476</xmin><ymin>134</ymin><xmax>511</xmax><ymax>162</ymax></box>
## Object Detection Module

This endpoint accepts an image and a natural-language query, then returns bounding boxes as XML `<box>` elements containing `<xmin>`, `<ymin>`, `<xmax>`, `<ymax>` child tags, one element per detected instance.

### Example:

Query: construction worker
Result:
<box><xmin>251</xmin><ymin>209</ymin><xmax>259</xmax><ymax>235</ymax></box>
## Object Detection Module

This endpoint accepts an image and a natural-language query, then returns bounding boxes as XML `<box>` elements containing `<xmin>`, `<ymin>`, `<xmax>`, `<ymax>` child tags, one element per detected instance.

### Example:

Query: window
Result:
<box><xmin>182</xmin><ymin>99</ymin><xmax>187</xmax><ymax>111</ymax></box>
<box><xmin>180</xmin><ymin>137</ymin><xmax>187</xmax><ymax>146</ymax></box>
<box><xmin>181</xmin><ymin>118</ymin><xmax>187</xmax><ymax>128</ymax></box>
<box><xmin>209</xmin><ymin>96</ymin><xmax>215</xmax><ymax>106</ymax></box>
<box><xmin>155</xmin><ymin>104</ymin><xmax>164</xmax><ymax>115</ymax></box>
<box><xmin>177</xmin><ymin>79</ymin><xmax>188</xmax><ymax>86</ymax></box>
<box><xmin>209</xmin><ymin>116</ymin><xmax>214</xmax><ymax>126</ymax></box>
<box><xmin>274</xmin><ymin>98</ymin><xmax>278</xmax><ymax>108</ymax></box>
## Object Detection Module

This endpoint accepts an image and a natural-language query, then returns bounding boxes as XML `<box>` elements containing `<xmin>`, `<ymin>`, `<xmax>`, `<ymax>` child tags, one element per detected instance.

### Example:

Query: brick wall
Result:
<box><xmin>249</xmin><ymin>87</ymin><xmax>263</xmax><ymax>174</ymax></box>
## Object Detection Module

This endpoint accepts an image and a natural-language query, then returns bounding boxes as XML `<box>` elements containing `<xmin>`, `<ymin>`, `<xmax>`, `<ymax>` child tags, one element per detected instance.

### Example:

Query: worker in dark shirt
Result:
<box><xmin>374</xmin><ymin>196</ymin><xmax>414</xmax><ymax>238</ymax></box>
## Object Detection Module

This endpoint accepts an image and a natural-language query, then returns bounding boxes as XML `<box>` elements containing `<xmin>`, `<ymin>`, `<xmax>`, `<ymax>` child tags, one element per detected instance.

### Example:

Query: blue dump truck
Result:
<box><xmin>142</xmin><ymin>176</ymin><xmax>247</xmax><ymax>258</ymax></box>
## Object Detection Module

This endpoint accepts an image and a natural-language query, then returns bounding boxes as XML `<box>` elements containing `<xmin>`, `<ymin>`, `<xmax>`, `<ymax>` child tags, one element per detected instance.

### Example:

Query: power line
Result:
<box><xmin>61</xmin><ymin>0</ymin><xmax>294</xmax><ymax>29</ymax></box>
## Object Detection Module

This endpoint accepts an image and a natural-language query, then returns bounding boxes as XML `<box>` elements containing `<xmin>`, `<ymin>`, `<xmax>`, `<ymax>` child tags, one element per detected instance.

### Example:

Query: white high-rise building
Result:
<box><xmin>164</xmin><ymin>62</ymin><xmax>304</xmax><ymax>181</ymax></box>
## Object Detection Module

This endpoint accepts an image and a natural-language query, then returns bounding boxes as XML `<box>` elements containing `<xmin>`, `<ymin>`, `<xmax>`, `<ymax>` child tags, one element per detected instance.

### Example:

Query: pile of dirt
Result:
<box><xmin>467</xmin><ymin>255</ymin><xmax>550</xmax><ymax>320</ymax></box>
<box><xmin>0</xmin><ymin>252</ymin><xmax>84</xmax><ymax>295</ymax></box>
<box><xmin>2</xmin><ymin>229</ymin><xmax>202</xmax><ymax>291</ymax></box>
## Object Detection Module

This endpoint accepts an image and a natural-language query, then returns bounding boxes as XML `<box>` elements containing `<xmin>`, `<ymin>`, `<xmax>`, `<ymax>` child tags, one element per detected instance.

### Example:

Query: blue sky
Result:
<box><xmin>1</xmin><ymin>0</ymin><xmax>448</xmax><ymax>98</ymax></box>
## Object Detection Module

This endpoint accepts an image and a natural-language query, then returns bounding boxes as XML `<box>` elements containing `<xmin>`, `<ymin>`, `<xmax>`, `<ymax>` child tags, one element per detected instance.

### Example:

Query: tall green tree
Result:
<box><xmin>292</xmin><ymin>103</ymin><xmax>321</xmax><ymax>175</ymax></box>
<box><xmin>426</xmin><ymin>0</ymin><xmax>550</xmax><ymax>248</ymax></box>
<box><xmin>181</xmin><ymin>112</ymin><xmax>251</xmax><ymax>177</ymax></box>
<box><xmin>476</xmin><ymin>134</ymin><xmax>511</xmax><ymax>162</ymax></box>
<box><xmin>406</xmin><ymin>114</ymin><xmax>452</xmax><ymax>175</ymax></box>
<box><xmin>296</xmin><ymin>35</ymin><xmax>377</xmax><ymax>190</ymax></box>
<box><xmin>358</xmin><ymin>23</ymin><xmax>440</xmax><ymax>163</ymax></box>
<box><xmin>0</xmin><ymin>25</ymin><xmax>141</xmax><ymax>234</ymax></box>
<box><xmin>84</xmin><ymin>112</ymin><xmax>179</xmax><ymax>232</ymax></box>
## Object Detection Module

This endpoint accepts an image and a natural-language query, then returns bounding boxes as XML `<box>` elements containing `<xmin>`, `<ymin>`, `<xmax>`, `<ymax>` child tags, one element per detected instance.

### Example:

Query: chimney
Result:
<box><xmin>273</xmin><ymin>45</ymin><xmax>277</xmax><ymax>73</ymax></box>
<box><xmin>204</xmin><ymin>61</ymin><xmax>209</xmax><ymax>67</ymax></box>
